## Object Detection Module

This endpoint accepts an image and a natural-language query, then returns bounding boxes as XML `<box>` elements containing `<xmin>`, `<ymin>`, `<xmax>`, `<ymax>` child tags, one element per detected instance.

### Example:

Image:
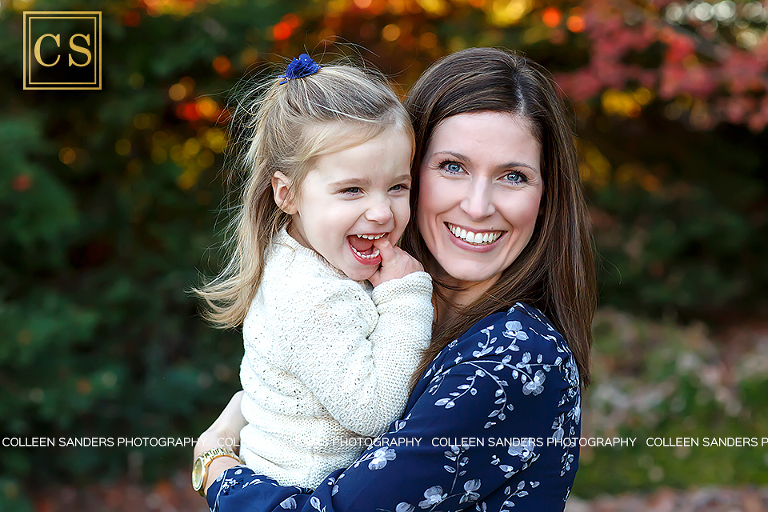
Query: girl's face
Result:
<box><xmin>417</xmin><ymin>112</ymin><xmax>543</xmax><ymax>294</ymax></box>
<box><xmin>276</xmin><ymin>128</ymin><xmax>413</xmax><ymax>281</ymax></box>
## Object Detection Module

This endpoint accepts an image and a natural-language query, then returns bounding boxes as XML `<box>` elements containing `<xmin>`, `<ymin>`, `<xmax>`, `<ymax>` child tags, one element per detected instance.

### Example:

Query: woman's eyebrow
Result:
<box><xmin>497</xmin><ymin>161</ymin><xmax>540</xmax><ymax>175</ymax></box>
<box><xmin>430</xmin><ymin>150</ymin><xmax>471</xmax><ymax>163</ymax></box>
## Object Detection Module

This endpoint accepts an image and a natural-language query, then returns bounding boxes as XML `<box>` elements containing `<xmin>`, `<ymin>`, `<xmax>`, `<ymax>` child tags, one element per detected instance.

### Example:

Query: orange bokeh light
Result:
<box><xmin>177</xmin><ymin>102</ymin><xmax>201</xmax><ymax>122</ymax></box>
<box><xmin>124</xmin><ymin>11</ymin><xmax>141</xmax><ymax>27</ymax></box>
<box><xmin>566</xmin><ymin>15</ymin><xmax>585</xmax><ymax>32</ymax></box>
<box><xmin>542</xmin><ymin>7</ymin><xmax>562</xmax><ymax>28</ymax></box>
<box><xmin>213</xmin><ymin>55</ymin><xmax>231</xmax><ymax>75</ymax></box>
<box><xmin>273</xmin><ymin>21</ymin><xmax>292</xmax><ymax>40</ymax></box>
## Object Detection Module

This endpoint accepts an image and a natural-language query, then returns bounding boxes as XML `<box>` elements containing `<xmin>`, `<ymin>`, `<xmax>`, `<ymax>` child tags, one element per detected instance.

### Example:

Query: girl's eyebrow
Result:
<box><xmin>431</xmin><ymin>150</ymin><xmax>540</xmax><ymax>176</ymax></box>
<box><xmin>329</xmin><ymin>178</ymin><xmax>370</xmax><ymax>188</ymax></box>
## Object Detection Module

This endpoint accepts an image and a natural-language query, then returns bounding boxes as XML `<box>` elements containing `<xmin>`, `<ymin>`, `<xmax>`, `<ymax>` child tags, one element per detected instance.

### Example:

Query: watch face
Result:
<box><xmin>192</xmin><ymin>457</ymin><xmax>204</xmax><ymax>490</ymax></box>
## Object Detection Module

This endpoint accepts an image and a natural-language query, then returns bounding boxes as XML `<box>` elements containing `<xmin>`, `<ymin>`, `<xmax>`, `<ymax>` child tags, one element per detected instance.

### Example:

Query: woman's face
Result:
<box><xmin>417</xmin><ymin>111</ymin><xmax>543</xmax><ymax>291</ymax></box>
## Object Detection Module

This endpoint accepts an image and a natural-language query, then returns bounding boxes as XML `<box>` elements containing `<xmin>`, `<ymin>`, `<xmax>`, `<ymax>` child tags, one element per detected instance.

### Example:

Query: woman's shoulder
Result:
<box><xmin>421</xmin><ymin>302</ymin><xmax>576</xmax><ymax>385</ymax></box>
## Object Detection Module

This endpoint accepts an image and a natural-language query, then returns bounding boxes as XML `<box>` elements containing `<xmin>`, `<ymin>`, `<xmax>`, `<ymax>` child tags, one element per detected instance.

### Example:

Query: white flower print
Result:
<box><xmin>502</xmin><ymin>320</ymin><xmax>529</xmax><ymax>344</ymax></box>
<box><xmin>561</xmin><ymin>452</ymin><xmax>575</xmax><ymax>476</ymax></box>
<box><xmin>459</xmin><ymin>479</ymin><xmax>482</xmax><ymax>504</ymax></box>
<box><xmin>551</xmin><ymin>413</ymin><xmax>565</xmax><ymax>442</ymax></box>
<box><xmin>279</xmin><ymin>496</ymin><xmax>297</xmax><ymax>509</ymax></box>
<box><xmin>418</xmin><ymin>486</ymin><xmax>447</xmax><ymax>509</ymax></box>
<box><xmin>522</xmin><ymin>369</ymin><xmax>546</xmax><ymax>395</ymax></box>
<box><xmin>368</xmin><ymin>447</ymin><xmax>396</xmax><ymax>470</ymax></box>
<box><xmin>396</xmin><ymin>503</ymin><xmax>415</xmax><ymax>512</ymax></box>
<box><xmin>508</xmin><ymin>438</ymin><xmax>536</xmax><ymax>462</ymax></box>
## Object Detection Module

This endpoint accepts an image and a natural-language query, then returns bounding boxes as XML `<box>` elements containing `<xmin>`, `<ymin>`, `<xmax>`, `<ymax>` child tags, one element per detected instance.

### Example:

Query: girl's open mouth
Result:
<box><xmin>347</xmin><ymin>233</ymin><xmax>386</xmax><ymax>265</ymax></box>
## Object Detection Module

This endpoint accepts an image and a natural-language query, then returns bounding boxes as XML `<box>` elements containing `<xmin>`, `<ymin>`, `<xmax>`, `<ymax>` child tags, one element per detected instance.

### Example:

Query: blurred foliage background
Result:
<box><xmin>1</xmin><ymin>0</ymin><xmax>767</xmax><ymax>509</ymax></box>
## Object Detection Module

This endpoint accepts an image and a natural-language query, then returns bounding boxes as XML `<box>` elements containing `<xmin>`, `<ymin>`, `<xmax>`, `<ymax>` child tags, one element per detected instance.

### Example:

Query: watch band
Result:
<box><xmin>192</xmin><ymin>447</ymin><xmax>244</xmax><ymax>497</ymax></box>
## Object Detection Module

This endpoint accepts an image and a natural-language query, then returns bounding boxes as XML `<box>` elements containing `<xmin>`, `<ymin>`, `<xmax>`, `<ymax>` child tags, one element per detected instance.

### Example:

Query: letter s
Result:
<box><xmin>69</xmin><ymin>34</ymin><xmax>91</xmax><ymax>67</ymax></box>
<box><xmin>34</xmin><ymin>33</ymin><xmax>60</xmax><ymax>67</ymax></box>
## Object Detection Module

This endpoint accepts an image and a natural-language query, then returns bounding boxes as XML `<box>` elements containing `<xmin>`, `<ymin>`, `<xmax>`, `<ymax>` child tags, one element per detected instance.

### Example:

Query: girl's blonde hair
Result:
<box><xmin>196</xmin><ymin>61</ymin><xmax>414</xmax><ymax>328</ymax></box>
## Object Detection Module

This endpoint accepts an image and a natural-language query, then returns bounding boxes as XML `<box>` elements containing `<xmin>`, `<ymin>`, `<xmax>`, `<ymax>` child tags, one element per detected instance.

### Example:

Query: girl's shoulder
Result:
<box><xmin>263</xmin><ymin>228</ymin><xmax>370</xmax><ymax>294</ymax></box>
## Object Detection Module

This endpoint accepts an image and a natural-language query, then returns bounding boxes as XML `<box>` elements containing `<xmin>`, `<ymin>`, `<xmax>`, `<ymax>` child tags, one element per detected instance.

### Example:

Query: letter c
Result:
<box><xmin>34</xmin><ymin>33</ymin><xmax>60</xmax><ymax>67</ymax></box>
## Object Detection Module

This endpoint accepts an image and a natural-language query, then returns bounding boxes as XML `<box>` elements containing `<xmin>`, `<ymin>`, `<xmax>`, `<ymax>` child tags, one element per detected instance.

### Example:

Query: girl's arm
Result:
<box><xmin>258</xmin><ymin>241</ymin><xmax>433</xmax><ymax>436</ymax></box>
<box><xmin>208</xmin><ymin>308</ymin><xmax>581</xmax><ymax>512</ymax></box>
<box><xmin>264</xmin><ymin>266</ymin><xmax>433</xmax><ymax>438</ymax></box>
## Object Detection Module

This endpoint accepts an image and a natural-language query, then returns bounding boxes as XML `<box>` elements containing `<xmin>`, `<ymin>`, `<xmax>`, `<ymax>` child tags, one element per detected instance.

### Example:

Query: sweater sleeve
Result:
<box><xmin>272</xmin><ymin>270</ymin><xmax>433</xmax><ymax>438</ymax></box>
<box><xmin>206</xmin><ymin>305</ymin><xmax>582</xmax><ymax>512</ymax></box>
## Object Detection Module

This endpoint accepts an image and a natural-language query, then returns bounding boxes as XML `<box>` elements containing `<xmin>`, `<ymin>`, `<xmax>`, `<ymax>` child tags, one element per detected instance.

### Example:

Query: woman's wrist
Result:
<box><xmin>204</xmin><ymin>456</ymin><xmax>241</xmax><ymax>495</ymax></box>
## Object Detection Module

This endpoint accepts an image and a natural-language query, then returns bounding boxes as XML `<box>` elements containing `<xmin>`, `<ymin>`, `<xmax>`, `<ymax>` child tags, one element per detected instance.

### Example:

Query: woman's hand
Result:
<box><xmin>368</xmin><ymin>238</ymin><xmax>424</xmax><ymax>287</ymax></box>
<box><xmin>194</xmin><ymin>391</ymin><xmax>248</xmax><ymax>495</ymax></box>
<box><xmin>195</xmin><ymin>390</ymin><xmax>247</xmax><ymax>458</ymax></box>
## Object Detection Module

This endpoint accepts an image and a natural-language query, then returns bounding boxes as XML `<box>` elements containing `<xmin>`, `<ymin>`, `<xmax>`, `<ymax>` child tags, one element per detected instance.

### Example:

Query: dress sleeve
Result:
<box><xmin>273</xmin><ymin>270</ymin><xmax>433</xmax><ymax>437</ymax></box>
<box><xmin>207</xmin><ymin>308</ymin><xmax>581</xmax><ymax>512</ymax></box>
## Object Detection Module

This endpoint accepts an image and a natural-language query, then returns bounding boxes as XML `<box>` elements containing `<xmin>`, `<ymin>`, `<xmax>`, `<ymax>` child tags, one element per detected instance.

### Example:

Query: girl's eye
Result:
<box><xmin>390</xmin><ymin>184</ymin><xmax>410</xmax><ymax>192</ymax></box>
<box><xmin>504</xmin><ymin>171</ymin><xmax>528</xmax><ymax>184</ymax></box>
<box><xmin>342</xmin><ymin>187</ymin><xmax>361</xmax><ymax>194</ymax></box>
<box><xmin>440</xmin><ymin>161</ymin><xmax>464</xmax><ymax>174</ymax></box>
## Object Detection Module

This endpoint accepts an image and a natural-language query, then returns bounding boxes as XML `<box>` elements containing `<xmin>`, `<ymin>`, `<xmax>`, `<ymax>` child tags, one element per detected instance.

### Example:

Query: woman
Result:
<box><xmin>194</xmin><ymin>47</ymin><xmax>596</xmax><ymax>512</ymax></box>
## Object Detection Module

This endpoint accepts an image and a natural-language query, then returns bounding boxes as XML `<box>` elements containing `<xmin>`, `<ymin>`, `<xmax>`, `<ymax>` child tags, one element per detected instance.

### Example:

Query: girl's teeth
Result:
<box><xmin>358</xmin><ymin>233</ymin><xmax>386</xmax><ymax>240</ymax></box>
<box><xmin>448</xmin><ymin>224</ymin><xmax>502</xmax><ymax>245</ymax></box>
<box><xmin>351</xmin><ymin>246</ymin><xmax>380</xmax><ymax>259</ymax></box>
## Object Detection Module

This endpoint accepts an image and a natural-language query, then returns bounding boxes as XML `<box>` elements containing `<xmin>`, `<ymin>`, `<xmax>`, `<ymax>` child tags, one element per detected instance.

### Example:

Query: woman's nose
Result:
<box><xmin>460</xmin><ymin>180</ymin><xmax>495</xmax><ymax>220</ymax></box>
<box><xmin>364</xmin><ymin>195</ymin><xmax>394</xmax><ymax>224</ymax></box>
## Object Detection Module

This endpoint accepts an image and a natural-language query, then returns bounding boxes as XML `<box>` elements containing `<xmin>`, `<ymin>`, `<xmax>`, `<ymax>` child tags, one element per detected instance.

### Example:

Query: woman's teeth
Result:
<box><xmin>447</xmin><ymin>223</ymin><xmax>503</xmax><ymax>245</ymax></box>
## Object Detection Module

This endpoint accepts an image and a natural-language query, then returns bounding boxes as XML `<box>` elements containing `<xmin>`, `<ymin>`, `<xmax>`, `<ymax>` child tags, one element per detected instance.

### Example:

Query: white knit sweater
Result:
<box><xmin>239</xmin><ymin>228</ymin><xmax>433</xmax><ymax>489</ymax></box>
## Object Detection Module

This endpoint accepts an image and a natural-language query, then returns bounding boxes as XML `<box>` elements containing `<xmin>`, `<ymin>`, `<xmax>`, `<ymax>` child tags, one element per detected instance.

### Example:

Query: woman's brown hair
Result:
<box><xmin>402</xmin><ymin>47</ymin><xmax>596</xmax><ymax>388</ymax></box>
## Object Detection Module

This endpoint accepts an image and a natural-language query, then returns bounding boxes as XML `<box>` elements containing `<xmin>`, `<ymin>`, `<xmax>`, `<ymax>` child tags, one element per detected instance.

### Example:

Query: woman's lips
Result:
<box><xmin>445</xmin><ymin>222</ymin><xmax>506</xmax><ymax>252</ymax></box>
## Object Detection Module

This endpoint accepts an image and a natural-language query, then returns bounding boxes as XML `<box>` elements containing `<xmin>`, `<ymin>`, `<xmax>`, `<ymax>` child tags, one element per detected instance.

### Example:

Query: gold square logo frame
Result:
<box><xmin>23</xmin><ymin>11</ymin><xmax>102</xmax><ymax>90</ymax></box>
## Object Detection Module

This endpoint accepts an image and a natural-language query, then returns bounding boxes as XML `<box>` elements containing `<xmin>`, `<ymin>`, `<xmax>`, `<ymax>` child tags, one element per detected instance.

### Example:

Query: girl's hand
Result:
<box><xmin>368</xmin><ymin>238</ymin><xmax>424</xmax><ymax>287</ymax></box>
<box><xmin>195</xmin><ymin>390</ymin><xmax>247</xmax><ymax>458</ymax></box>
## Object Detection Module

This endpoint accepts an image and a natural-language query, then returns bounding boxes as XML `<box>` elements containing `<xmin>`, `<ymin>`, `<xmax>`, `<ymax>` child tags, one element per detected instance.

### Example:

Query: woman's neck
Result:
<box><xmin>433</xmin><ymin>272</ymin><xmax>501</xmax><ymax>325</ymax></box>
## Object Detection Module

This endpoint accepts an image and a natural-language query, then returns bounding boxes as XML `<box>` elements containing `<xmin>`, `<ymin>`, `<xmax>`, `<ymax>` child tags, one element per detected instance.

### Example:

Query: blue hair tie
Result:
<box><xmin>279</xmin><ymin>54</ymin><xmax>321</xmax><ymax>85</ymax></box>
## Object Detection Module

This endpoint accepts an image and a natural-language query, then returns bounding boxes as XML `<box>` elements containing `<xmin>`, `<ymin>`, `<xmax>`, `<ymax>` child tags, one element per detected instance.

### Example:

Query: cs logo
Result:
<box><xmin>23</xmin><ymin>11</ymin><xmax>102</xmax><ymax>90</ymax></box>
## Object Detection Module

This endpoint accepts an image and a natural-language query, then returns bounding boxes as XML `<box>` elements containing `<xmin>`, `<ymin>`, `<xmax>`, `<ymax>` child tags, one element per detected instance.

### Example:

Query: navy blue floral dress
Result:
<box><xmin>206</xmin><ymin>303</ymin><xmax>582</xmax><ymax>512</ymax></box>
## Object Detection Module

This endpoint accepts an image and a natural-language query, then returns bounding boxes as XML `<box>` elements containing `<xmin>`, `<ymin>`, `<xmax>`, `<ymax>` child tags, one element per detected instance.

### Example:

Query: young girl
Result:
<box><xmin>195</xmin><ymin>55</ymin><xmax>433</xmax><ymax>490</ymax></box>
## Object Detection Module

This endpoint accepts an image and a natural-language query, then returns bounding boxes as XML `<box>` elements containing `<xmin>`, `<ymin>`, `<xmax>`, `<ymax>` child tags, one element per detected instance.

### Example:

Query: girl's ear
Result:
<box><xmin>272</xmin><ymin>171</ymin><xmax>298</xmax><ymax>214</ymax></box>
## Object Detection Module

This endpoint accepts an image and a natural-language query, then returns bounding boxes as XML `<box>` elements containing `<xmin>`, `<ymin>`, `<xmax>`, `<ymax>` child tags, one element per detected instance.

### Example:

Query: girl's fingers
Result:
<box><xmin>373</xmin><ymin>237</ymin><xmax>396</xmax><ymax>264</ymax></box>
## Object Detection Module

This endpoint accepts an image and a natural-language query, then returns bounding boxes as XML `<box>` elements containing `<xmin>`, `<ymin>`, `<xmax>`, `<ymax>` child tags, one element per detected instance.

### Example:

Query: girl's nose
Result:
<box><xmin>364</xmin><ymin>196</ymin><xmax>394</xmax><ymax>224</ymax></box>
<box><xmin>460</xmin><ymin>180</ymin><xmax>495</xmax><ymax>220</ymax></box>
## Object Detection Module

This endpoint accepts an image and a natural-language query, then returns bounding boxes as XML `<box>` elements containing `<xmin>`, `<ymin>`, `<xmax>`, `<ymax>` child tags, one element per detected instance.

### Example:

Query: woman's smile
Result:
<box><xmin>445</xmin><ymin>222</ymin><xmax>505</xmax><ymax>250</ymax></box>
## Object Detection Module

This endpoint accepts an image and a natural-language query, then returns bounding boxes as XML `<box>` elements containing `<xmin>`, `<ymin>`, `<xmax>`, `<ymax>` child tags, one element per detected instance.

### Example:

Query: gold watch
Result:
<box><xmin>192</xmin><ymin>447</ymin><xmax>244</xmax><ymax>497</ymax></box>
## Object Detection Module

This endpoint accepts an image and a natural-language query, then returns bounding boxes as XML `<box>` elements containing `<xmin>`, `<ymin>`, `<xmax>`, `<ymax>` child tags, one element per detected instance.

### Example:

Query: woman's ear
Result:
<box><xmin>272</xmin><ymin>171</ymin><xmax>298</xmax><ymax>214</ymax></box>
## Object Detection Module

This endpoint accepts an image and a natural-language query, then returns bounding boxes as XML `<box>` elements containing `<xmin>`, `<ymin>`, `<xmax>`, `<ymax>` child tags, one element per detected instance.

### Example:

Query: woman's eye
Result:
<box><xmin>441</xmin><ymin>161</ymin><xmax>463</xmax><ymax>174</ymax></box>
<box><xmin>504</xmin><ymin>171</ymin><xmax>528</xmax><ymax>184</ymax></box>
